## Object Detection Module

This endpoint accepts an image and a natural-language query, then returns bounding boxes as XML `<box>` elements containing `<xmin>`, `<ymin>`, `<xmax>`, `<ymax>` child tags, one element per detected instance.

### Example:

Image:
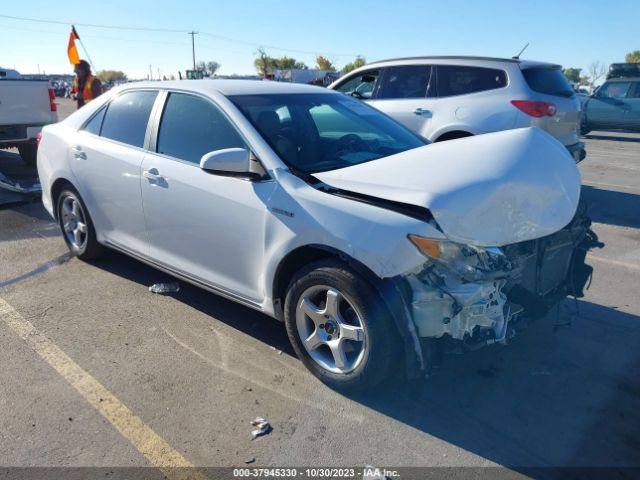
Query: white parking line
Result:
<box><xmin>0</xmin><ymin>297</ymin><xmax>206</xmax><ymax>480</ymax></box>
<box><xmin>587</xmin><ymin>254</ymin><xmax>640</xmax><ymax>272</ymax></box>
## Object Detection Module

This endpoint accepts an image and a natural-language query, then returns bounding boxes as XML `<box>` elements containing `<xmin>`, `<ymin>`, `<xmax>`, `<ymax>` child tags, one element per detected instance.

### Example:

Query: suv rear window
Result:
<box><xmin>522</xmin><ymin>67</ymin><xmax>575</xmax><ymax>98</ymax></box>
<box><xmin>436</xmin><ymin>66</ymin><xmax>507</xmax><ymax>97</ymax></box>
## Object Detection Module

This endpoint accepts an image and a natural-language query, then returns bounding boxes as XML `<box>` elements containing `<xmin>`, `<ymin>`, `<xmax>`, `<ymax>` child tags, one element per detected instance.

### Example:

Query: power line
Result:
<box><xmin>0</xmin><ymin>13</ymin><xmax>366</xmax><ymax>58</ymax></box>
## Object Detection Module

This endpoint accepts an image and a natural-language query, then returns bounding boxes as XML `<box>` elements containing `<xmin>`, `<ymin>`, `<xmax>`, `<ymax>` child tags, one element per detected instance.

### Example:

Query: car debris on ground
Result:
<box><xmin>148</xmin><ymin>282</ymin><xmax>180</xmax><ymax>294</ymax></box>
<box><xmin>250</xmin><ymin>417</ymin><xmax>272</xmax><ymax>439</ymax></box>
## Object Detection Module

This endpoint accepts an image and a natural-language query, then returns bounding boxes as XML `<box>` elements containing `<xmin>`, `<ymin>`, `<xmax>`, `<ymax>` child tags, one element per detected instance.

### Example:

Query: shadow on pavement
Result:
<box><xmin>584</xmin><ymin>133</ymin><xmax>640</xmax><ymax>143</ymax></box>
<box><xmin>90</xmin><ymin>250</ymin><xmax>640</xmax><ymax>470</ymax></box>
<box><xmin>581</xmin><ymin>185</ymin><xmax>640</xmax><ymax>229</ymax></box>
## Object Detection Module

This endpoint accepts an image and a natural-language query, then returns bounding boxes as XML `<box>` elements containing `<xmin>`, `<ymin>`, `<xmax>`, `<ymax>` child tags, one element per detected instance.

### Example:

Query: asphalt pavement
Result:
<box><xmin>1</xmin><ymin>98</ymin><xmax>639</xmax><ymax>479</ymax></box>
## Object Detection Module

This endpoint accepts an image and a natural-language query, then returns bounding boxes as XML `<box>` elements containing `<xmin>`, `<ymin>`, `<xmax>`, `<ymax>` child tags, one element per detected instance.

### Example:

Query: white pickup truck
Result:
<box><xmin>0</xmin><ymin>67</ymin><xmax>58</xmax><ymax>165</ymax></box>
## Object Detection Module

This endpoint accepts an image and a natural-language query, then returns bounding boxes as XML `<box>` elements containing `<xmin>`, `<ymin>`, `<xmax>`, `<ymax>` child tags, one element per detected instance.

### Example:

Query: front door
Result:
<box><xmin>587</xmin><ymin>81</ymin><xmax>634</xmax><ymax>129</ymax></box>
<box><xmin>368</xmin><ymin>65</ymin><xmax>435</xmax><ymax>138</ymax></box>
<box><xmin>140</xmin><ymin>92</ymin><xmax>275</xmax><ymax>303</ymax></box>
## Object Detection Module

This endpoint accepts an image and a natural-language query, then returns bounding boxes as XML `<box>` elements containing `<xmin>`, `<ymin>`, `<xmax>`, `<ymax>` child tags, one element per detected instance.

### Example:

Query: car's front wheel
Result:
<box><xmin>56</xmin><ymin>187</ymin><xmax>105</xmax><ymax>260</ymax></box>
<box><xmin>284</xmin><ymin>259</ymin><xmax>398</xmax><ymax>390</ymax></box>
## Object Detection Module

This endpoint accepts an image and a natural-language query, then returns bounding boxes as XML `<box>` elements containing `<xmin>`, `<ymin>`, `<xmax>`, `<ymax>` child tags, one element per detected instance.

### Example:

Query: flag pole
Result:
<box><xmin>73</xmin><ymin>25</ymin><xmax>97</xmax><ymax>73</ymax></box>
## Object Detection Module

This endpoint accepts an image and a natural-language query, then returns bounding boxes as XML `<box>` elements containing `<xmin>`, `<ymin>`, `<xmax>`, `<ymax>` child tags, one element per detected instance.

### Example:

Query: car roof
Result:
<box><xmin>363</xmin><ymin>56</ymin><xmax>561</xmax><ymax>70</ymax></box>
<box><xmin>117</xmin><ymin>79</ymin><xmax>333</xmax><ymax>96</ymax></box>
<box><xmin>605</xmin><ymin>77</ymin><xmax>640</xmax><ymax>82</ymax></box>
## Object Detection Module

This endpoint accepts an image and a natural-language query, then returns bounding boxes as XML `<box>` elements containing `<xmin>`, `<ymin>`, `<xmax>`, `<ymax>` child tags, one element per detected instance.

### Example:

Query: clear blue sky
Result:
<box><xmin>1</xmin><ymin>0</ymin><xmax>637</xmax><ymax>80</ymax></box>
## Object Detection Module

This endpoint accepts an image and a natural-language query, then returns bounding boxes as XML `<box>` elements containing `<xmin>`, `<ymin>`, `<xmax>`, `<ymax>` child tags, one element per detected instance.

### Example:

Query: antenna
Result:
<box><xmin>513</xmin><ymin>43</ymin><xmax>529</xmax><ymax>60</ymax></box>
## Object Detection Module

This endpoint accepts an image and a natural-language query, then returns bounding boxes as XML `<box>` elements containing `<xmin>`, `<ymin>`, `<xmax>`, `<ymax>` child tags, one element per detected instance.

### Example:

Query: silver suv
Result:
<box><xmin>329</xmin><ymin>56</ymin><xmax>586</xmax><ymax>162</ymax></box>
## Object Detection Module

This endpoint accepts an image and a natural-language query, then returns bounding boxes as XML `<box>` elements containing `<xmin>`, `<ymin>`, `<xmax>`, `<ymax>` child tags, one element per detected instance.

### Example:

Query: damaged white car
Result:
<box><xmin>38</xmin><ymin>81</ymin><xmax>602</xmax><ymax>390</ymax></box>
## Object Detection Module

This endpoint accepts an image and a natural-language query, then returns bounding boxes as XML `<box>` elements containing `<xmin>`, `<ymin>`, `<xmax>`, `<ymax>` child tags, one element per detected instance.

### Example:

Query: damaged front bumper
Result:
<box><xmin>404</xmin><ymin>204</ymin><xmax>603</xmax><ymax>353</ymax></box>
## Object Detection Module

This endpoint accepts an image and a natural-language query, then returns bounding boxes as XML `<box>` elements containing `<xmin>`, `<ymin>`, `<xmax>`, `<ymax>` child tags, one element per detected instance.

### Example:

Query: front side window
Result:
<box><xmin>230</xmin><ymin>93</ymin><xmax>425</xmax><ymax>173</ymax></box>
<box><xmin>334</xmin><ymin>70</ymin><xmax>380</xmax><ymax>99</ymax></box>
<box><xmin>100</xmin><ymin>91</ymin><xmax>158</xmax><ymax>148</ymax></box>
<box><xmin>157</xmin><ymin>93</ymin><xmax>246</xmax><ymax>164</ymax></box>
<box><xmin>378</xmin><ymin>65</ymin><xmax>434</xmax><ymax>99</ymax></box>
<box><xmin>597</xmin><ymin>82</ymin><xmax>632</xmax><ymax>99</ymax></box>
<box><xmin>437</xmin><ymin>65</ymin><xmax>508</xmax><ymax>97</ymax></box>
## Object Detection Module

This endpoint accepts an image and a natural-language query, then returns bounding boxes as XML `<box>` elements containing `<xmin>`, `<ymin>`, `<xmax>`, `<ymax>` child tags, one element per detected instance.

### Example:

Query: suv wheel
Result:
<box><xmin>56</xmin><ymin>187</ymin><xmax>105</xmax><ymax>260</ymax></box>
<box><xmin>284</xmin><ymin>259</ymin><xmax>398</xmax><ymax>390</ymax></box>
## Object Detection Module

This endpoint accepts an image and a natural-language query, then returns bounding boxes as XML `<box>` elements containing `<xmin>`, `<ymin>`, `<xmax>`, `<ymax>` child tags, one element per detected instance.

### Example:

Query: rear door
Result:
<box><xmin>368</xmin><ymin>65</ymin><xmax>435</xmax><ymax>138</ymax></box>
<box><xmin>140</xmin><ymin>91</ymin><xmax>275</xmax><ymax>303</ymax></box>
<box><xmin>585</xmin><ymin>81</ymin><xmax>633</xmax><ymax>129</ymax></box>
<box><xmin>71</xmin><ymin>90</ymin><xmax>158</xmax><ymax>254</ymax></box>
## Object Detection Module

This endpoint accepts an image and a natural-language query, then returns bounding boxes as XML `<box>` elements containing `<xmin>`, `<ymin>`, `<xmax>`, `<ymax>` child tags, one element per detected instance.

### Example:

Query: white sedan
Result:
<box><xmin>38</xmin><ymin>80</ymin><xmax>599</xmax><ymax>390</ymax></box>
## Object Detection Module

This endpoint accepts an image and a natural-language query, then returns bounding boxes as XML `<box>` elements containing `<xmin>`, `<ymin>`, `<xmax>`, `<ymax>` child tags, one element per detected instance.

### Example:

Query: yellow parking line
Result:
<box><xmin>587</xmin><ymin>253</ymin><xmax>640</xmax><ymax>272</ymax></box>
<box><xmin>0</xmin><ymin>297</ymin><xmax>206</xmax><ymax>480</ymax></box>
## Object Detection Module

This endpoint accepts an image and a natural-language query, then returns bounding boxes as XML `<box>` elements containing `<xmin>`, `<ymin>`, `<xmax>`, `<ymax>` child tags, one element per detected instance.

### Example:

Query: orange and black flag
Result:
<box><xmin>68</xmin><ymin>26</ymin><xmax>80</xmax><ymax>65</ymax></box>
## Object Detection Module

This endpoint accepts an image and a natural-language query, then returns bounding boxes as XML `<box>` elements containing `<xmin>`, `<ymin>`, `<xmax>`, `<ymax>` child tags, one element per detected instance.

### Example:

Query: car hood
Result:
<box><xmin>314</xmin><ymin>127</ymin><xmax>581</xmax><ymax>247</ymax></box>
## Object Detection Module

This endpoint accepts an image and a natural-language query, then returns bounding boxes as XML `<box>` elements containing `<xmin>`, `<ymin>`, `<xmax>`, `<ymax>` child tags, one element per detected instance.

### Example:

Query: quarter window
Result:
<box><xmin>83</xmin><ymin>107</ymin><xmax>106</xmax><ymax>135</ymax></box>
<box><xmin>100</xmin><ymin>91</ymin><xmax>157</xmax><ymax>148</ymax></box>
<box><xmin>334</xmin><ymin>70</ymin><xmax>380</xmax><ymax>99</ymax></box>
<box><xmin>157</xmin><ymin>93</ymin><xmax>247</xmax><ymax>164</ymax></box>
<box><xmin>437</xmin><ymin>65</ymin><xmax>507</xmax><ymax>97</ymax></box>
<box><xmin>378</xmin><ymin>66</ymin><xmax>434</xmax><ymax>99</ymax></box>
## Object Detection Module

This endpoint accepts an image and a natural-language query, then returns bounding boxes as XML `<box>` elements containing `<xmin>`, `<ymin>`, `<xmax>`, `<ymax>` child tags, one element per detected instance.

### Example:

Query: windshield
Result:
<box><xmin>522</xmin><ymin>67</ymin><xmax>575</xmax><ymax>98</ymax></box>
<box><xmin>229</xmin><ymin>93</ymin><xmax>426</xmax><ymax>173</ymax></box>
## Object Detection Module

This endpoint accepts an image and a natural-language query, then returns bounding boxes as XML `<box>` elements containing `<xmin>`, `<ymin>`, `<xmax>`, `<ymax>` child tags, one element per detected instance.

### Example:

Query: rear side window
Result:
<box><xmin>100</xmin><ymin>91</ymin><xmax>157</xmax><ymax>148</ymax></box>
<box><xmin>334</xmin><ymin>70</ymin><xmax>379</xmax><ymax>99</ymax></box>
<box><xmin>437</xmin><ymin>66</ymin><xmax>507</xmax><ymax>97</ymax></box>
<box><xmin>522</xmin><ymin>68</ymin><xmax>574</xmax><ymax>98</ymax></box>
<box><xmin>378</xmin><ymin>65</ymin><xmax>434</xmax><ymax>99</ymax></box>
<box><xmin>157</xmin><ymin>92</ymin><xmax>246</xmax><ymax>164</ymax></box>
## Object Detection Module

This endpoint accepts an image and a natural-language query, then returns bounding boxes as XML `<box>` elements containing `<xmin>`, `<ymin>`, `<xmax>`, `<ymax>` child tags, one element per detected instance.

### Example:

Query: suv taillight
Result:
<box><xmin>36</xmin><ymin>132</ymin><xmax>43</xmax><ymax>145</ymax></box>
<box><xmin>511</xmin><ymin>100</ymin><xmax>556</xmax><ymax>117</ymax></box>
<box><xmin>48</xmin><ymin>88</ymin><xmax>57</xmax><ymax>112</ymax></box>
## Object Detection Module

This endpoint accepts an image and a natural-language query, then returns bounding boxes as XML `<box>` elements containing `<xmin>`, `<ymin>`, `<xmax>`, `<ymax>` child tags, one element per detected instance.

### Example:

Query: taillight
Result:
<box><xmin>48</xmin><ymin>88</ymin><xmax>57</xmax><ymax>112</ymax></box>
<box><xmin>511</xmin><ymin>100</ymin><xmax>556</xmax><ymax>117</ymax></box>
<box><xmin>36</xmin><ymin>132</ymin><xmax>43</xmax><ymax>145</ymax></box>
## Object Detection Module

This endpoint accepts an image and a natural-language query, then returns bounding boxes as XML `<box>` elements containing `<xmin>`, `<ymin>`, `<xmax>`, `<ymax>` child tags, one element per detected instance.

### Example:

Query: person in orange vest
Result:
<box><xmin>72</xmin><ymin>60</ymin><xmax>102</xmax><ymax>109</ymax></box>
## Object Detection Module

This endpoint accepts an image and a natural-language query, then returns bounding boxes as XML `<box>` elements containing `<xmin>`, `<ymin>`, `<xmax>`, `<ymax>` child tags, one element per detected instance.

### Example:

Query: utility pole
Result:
<box><xmin>188</xmin><ymin>31</ymin><xmax>198</xmax><ymax>70</ymax></box>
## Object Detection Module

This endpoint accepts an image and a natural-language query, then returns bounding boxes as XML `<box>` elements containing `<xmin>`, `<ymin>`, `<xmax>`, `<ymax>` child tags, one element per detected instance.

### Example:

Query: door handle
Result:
<box><xmin>73</xmin><ymin>145</ymin><xmax>87</xmax><ymax>160</ymax></box>
<box><xmin>413</xmin><ymin>108</ymin><xmax>432</xmax><ymax>116</ymax></box>
<box><xmin>143</xmin><ymin>168</ymin><xmax>165</xmax><ymax>183</ymax></box>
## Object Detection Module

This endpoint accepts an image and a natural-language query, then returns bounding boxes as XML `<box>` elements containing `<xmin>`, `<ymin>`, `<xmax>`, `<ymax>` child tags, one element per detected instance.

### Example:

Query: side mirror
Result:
<box><xmin>199</xmin><ymin>148</ymin><xmax>267</xmax><ymax>180</ymax></box>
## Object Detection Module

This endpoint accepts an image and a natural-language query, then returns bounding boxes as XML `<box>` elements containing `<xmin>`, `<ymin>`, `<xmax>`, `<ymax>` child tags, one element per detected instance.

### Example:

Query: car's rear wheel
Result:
<box><xmin>56</xmin><ymin>187</ymin><xmax>105</xmax><ymax>260</ymax></box>
<box><xmin>284</xmin><ymin>259</ymin><xmax>398</xmax><ymax>391</ymax></box>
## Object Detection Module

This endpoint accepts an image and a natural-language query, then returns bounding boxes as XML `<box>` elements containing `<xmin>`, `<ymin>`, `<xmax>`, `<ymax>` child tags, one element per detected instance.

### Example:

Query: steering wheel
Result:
<box><xmin>322</xmin><ymin>134</ymin><xmax>369</xmax><ymax>163</ymax></box>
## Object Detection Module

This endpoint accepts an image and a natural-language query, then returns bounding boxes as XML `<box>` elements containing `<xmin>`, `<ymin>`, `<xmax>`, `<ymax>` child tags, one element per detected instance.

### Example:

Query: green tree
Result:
<box><xmin>96</xmin><ymin>70</ymin><xmax>127</xmax><ymax>84</ymax></box>
<box><xmin>625</xmin><ymin>50</ymin><xmax>640</xmax><ymax>63</ymax></box>
<box><xmin>562</xmin><ymin>67</ymin><xmax>582</xmax><ymax>83</ymax></box>
<box><xmin>342</xmin><ymin>56</ymin><xmax>366</xmax><ymax>74</ymax></box>
<box><xmin>315</xmin><ymin>55</ymin><xmax>336</xmax><ymax>72</ymax></box>
<box><xmin>254</xmin><ymin>47</ymin><xmax>272</xmax><ymax>77</ymax></box>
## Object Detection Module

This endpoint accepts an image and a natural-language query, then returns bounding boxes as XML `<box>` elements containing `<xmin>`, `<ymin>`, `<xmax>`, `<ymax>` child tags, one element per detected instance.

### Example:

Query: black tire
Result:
<box><xmin>580</xmin><ymin>121</ymin><xmax>591</xmax><ymax>136</ymax></box>
<box><xmin>56</xmin><ymin>186</ymin><xmax>105</xmax><ymax>260</ymax></box>
<box><xmin>284</xmin><ymin>259</ymin><xmax>399</xmax><ymax>391</ymax></box>
<box><xmin>18</xmin><ymin>141</ymin><xmax>38</xmax><ymax>166</ymax></box>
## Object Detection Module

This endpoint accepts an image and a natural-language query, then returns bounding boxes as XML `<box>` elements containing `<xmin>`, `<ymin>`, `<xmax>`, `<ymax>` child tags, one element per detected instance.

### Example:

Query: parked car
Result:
<box><xmin>38</xmin><ymin>80</ymin><xmax>600</xmax><ymax>390</ymax></box>
<box><xmin>329</xmin><ymin>56</ymin><xmax>586</xmax><ymax>162</ymax></box>
<box><xmin>581</xmin><ymin>76</ymin><xmax>640</xmax><ymax>134</ymax></box>
<box><xmin>0</xmin><ymin>67</ymin><xmax>58</xmax><ymax>165</ymax></box>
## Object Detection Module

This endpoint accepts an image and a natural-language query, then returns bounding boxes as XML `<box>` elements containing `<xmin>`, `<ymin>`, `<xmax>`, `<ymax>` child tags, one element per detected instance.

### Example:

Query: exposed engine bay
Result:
<box><xmin>404</xmin><ymin>203</ymin><xmax>603</xmax><ymax>355</ymax></box>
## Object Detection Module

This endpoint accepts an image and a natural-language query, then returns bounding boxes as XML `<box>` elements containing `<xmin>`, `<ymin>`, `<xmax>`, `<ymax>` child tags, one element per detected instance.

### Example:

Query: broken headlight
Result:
<box><xmin>408</xmin><ymin>235</ymin><xmax>511</xmax><ymax>279</ymax></box>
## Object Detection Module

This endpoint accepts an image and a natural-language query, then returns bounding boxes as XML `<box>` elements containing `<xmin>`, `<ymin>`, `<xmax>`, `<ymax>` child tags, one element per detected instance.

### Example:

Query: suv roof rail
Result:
<box><xmin>607</xmin><ymin>63</ymin><xmax>640</xmax><ymax>79</ymax></box>
<box><xmin>366</xmin><ymin>55</ymin><xmax>523</xmax><ymax>65</ymax></box>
